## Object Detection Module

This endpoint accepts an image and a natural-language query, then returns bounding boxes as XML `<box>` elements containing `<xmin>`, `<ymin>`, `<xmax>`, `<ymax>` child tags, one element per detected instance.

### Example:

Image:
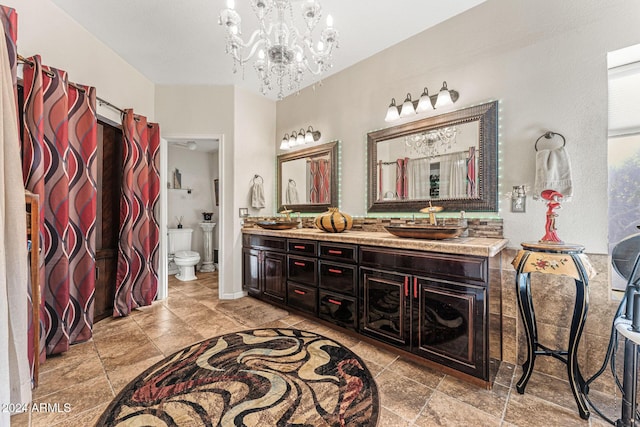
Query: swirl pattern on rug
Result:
<box><xmin>98</xmin><ymin>328</ymin><xmax>379</xmax><ymax>426</ymax></box>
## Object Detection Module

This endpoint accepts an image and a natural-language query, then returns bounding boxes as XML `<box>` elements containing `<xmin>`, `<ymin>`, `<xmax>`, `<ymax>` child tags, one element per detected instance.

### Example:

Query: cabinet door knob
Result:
<box><xmin>294</xmin><ymin>289</ymin><xmax>306</xmax><ymax>295</ymax></box>
<box><xmin>404</xmin><ymin>276</ymin><xmax>409</xmax><ymax>297</ymax></box>
<box><xmin>328</xmin><ymin>268</ymin><xmax>342</xmax><ymax>274</ymax></box>
<box><xmin>294</xmin><ymin>261</ymin><xmax>305</xmax><ymax>267</ymax></box>
<box><xmin>328</xmin><ymin>298</ymin><xmax>342</xmax><ymax>306</ymax></box>
<box><xmin>328</xmin><ymin>249</ymin><xmax>342</xmax><ymax>255</ymax></box>
<box><xmin>294</xmin><ymin>245</ymin><xmax>305</xmax><ymax>250</ymax></box>
<box><xmin>414</xmin><ymin>277</ymin><xmax>418</xmax><ymax>299</ymax></box>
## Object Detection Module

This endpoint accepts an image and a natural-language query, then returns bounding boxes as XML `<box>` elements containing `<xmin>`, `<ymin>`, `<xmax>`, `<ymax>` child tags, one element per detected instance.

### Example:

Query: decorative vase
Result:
<box><xmin>202</xmin><ymin>212</ymin><xmax>213</xmax><ymax>221</ymax></box>
<box><xmin>314</xmin><ymin>207</ymin><xmax>353</xmax><ymax>233</ymax></box>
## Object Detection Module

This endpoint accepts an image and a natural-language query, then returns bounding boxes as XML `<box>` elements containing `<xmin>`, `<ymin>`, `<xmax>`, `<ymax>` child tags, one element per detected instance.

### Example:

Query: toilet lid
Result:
<box><xmin>175</xmin><ymin>250</ymin><xmax>199</xmax><ymax>258</ymax></box>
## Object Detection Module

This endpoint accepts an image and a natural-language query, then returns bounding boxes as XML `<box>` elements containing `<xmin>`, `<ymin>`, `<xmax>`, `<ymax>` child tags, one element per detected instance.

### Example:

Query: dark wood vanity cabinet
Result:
<box><xmin>242</xmin><ymin>231</ymin><xmax>501</xmax><ymax>384</ymax></box>
<box><xmin>359</xmin><ymin>246</ymin><xmax>489</xmax><ymax>380</ymax></box>
<box><xmin>317</xmin><ymin>242</ymin><xmax>359</xmax><ymax>331</ymax></box>
<box><xmin>242</xmin><ymin>235</ymin><xmax>287</xmax><ymax>305</ymax></box>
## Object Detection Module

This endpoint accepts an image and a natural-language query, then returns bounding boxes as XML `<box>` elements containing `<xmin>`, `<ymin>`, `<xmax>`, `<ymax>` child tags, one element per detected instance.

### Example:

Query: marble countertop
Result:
<box><xmin>242</xmin><ymin>227</ymin><xmax>508</xmax><ymax>257</ymax></box>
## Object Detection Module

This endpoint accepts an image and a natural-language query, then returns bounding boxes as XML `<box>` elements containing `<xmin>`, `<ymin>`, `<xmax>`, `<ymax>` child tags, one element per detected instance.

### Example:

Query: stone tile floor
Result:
<box><xmin>11</xmin><ymin>272</ymin><xmax>620</xmax><ymax>426</ymax></box>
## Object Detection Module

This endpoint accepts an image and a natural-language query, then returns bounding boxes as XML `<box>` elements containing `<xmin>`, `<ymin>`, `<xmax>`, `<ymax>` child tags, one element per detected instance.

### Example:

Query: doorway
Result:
<box><xmin>160</xmin><ymin>136</ymin><xmax>221</xmax><ymax>299</ymax></box>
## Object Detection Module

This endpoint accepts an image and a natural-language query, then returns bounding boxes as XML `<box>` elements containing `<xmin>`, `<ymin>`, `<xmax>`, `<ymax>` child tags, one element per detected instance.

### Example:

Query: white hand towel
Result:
<box><xmin>533</xmin><ymin>147</ymin><xmax>573</xmax><ymax>200</ymax></box>
<box><xmin>251</xmin><ymin>181</ymin><xmax>265</xmax><ymax>209</ymax></box>
<box><xmin>286</xmin><ymin>180</ymin><xmax>299</xmax><ymax>204</ymax></box>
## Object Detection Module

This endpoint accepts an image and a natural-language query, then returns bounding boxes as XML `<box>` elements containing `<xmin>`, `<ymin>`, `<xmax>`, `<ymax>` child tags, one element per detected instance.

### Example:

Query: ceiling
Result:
<box><xmin>50</xmin><ymin>0</ymin><xmax>486</xmax><ymax>99</ymax></box>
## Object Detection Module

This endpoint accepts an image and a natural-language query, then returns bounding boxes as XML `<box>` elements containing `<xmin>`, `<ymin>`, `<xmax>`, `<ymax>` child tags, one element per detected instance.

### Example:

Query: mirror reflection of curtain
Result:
<box><xmin>407</xmin><ymin>158</ymin><xmax>431</xmax><ymax>199</ymax></box>
<box><xmin>396</xmin><ymin>158</ymin><xmax>408</xmax><ymax>199</ymax></box>
<box><xmin>467</xmin><ymin>146</ymin><xmax>476</xmax><ymax>197</ymax></box>
<box><xmin>438</xmin><ymin>152</ymin><xmax>467</xmax><ymax>199</ymax></box>
<box><xmin>308</xmin><ymin>159</ymin><xmax>330</xmax><ymax>203</ymax></box>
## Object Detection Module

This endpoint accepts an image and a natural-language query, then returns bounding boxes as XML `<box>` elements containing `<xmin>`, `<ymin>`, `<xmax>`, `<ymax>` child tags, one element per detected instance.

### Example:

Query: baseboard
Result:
<box><xmin>220</xmin><ymin>290</ymin><xmax>247</xmax><ymax>300</ymax></box>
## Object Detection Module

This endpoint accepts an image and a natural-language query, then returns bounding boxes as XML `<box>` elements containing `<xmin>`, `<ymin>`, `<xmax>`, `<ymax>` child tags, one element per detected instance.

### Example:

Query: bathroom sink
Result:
<box><xmin>256</xmin><ymin>220</ymin><xmax>300</xmax><ymax>230</ymax></box>
<box><xmin>384</xmin><ymin>224</ymin><xmax>466</xmax><ymax>240</ymax></box>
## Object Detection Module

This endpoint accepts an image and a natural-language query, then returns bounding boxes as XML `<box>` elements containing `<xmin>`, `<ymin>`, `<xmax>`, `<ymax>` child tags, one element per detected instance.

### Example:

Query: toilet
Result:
<box><xmin>168</xmin><ymin>228</ymin><xmax>200</xmax><ymax>281</ymax></box>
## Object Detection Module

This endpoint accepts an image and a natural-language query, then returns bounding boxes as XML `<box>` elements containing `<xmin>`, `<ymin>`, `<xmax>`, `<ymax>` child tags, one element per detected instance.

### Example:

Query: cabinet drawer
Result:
<box><xmin>319</xmin><ymin>242</ymin><xmax>357</xmax><ymax>263</ymax></box>
<box><xmin>287</xmin><ymin>255</ymin><xmax>317</xmax><ymax>286</ymax></box>
<box><xmin>287</xmin><ymin>282</ymin><xmax>317</xmax><ymax>315</ymax></box>
<box><xmin>319</xmin><ymin>261</ymin><xmax>357</xmax><ymax>296</ymax></box>
<box><xmin>288</xmin><ymin>239</ymin><xmax>317</xmax><ymax>255</ymax></box>
<box><xmin>319</xmin><ymin>290</ymin><xmax>358</xmax><ymax>331</ymax></box>
<box><xmin>360</xmin><ymin>246</ymin><xmax>487</xmax><ymax>284</ymax></box>
<box><xmin>243</xmin><ymin>234</ymin><xmax>286</xmax><ymax>252</ymax></box>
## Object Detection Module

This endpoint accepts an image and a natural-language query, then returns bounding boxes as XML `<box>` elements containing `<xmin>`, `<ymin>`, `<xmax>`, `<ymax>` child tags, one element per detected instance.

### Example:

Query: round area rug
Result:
<box><xmin>97</xmin><ymin>328</ymin><xmax>379</xmax><ymax>426</ymax></box>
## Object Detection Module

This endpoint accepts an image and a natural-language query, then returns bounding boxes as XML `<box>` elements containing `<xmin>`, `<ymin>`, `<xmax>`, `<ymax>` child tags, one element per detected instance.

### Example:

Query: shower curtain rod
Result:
<box><xmin>17</xmin><ymin>53</ymin><xmax>152</xmax><ymax>125</ymax></box>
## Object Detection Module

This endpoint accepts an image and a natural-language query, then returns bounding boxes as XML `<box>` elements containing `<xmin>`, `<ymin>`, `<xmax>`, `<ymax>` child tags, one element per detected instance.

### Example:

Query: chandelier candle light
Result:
<box><xmin>219</xmin><ymin>0</ymin><xmax>339</xmax><ymax>100</ymax></box>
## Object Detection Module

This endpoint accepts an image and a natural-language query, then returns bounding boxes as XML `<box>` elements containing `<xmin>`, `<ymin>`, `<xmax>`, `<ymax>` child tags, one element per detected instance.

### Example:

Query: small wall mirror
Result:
<box><xmin>367</xmin><ymin>101</ymin><xmax>498</xmax><ymax>212</ymax></box>
<box><xmin>277</xmin><ymin>141</ymin><xmax>339</xmax><ymax>213</ymax></box>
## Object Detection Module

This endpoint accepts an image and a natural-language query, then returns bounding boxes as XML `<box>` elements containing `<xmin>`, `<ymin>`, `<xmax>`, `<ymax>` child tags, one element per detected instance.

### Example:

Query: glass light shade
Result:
<box><xmin>289</xmin><ymin>132</ymin><xmax>297</xmax><ymax>146</ymax></box>
<box><xmin>385</xmin><ymin>98</ymin><xmax>400</xmax><ymax>122</ymax></box>
<box><xmin>400</xmin><ymin>93</ymin><xmax>415</xmax><ymax>117</ymax></box>
<box><xmin>280</xmin><ymin>134</ymin><xmax>290</xmax><ymax>150</ymax></box>
<box><xmin>305</xmin><ymin>130</ymin><xmax>314</xmax><ymax>143</ymax></box>
<box><xmin>296</xmin><ymin>132</ymin><xmax>305</xmax><ymax>145</ymax></box>
<box><xmin>435</xmin><ymin>81</ymin><xmax>453</xmax><ymax>108</ymax></box>
<box><xmin>416</xmin><ymin>88</ymin><xmax>433</xmax><ymax>113</ymax></box>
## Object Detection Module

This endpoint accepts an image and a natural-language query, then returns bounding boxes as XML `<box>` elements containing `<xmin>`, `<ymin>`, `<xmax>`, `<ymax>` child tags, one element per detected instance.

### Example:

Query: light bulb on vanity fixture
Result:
<box><xmin>280</xmin><ymin>125</ymin><xmax>321</xmax><ymax>150</ymax></box>
<box><xmin>384</xmin><ymin>81</ymin><xmax>459</xmax><ymax>122</ymax></box>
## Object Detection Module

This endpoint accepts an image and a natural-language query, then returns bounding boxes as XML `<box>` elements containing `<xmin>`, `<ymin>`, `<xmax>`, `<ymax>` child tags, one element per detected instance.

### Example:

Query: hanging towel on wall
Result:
<box><xmin>251</xmin><ymin>175</ymin><xmax>265</xmax><ymax>209</ymax></box>
<box><xmin>534</xmin><ymin>146</ymin><xmax>573</xmax><ymax>200</ymax></box>
<box><xmin>286</xmin><ymin>179</ymin><xmax>299</xmax><ymax>204</ymax></box>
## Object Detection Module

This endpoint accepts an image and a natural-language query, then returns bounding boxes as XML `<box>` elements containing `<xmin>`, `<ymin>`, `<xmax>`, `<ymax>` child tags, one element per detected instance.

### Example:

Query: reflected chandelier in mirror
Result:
<box><xmin>277</xmin><ymin>141</ymin><xmax>339</xmax><ymax>213</ymax></box>
<box><xmin>367</xmin><ymin>101</ymin><xmax>498</xmax><ymax>212</ymax></box>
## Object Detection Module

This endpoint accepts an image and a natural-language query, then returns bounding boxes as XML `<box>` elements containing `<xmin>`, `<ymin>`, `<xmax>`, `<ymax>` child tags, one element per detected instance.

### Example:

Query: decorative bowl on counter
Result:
<box><xmin>256</xmin><ymin>220</ymin><xmax>300</xmax><ymax>230</ymax></box>
<box><xmin>383</xmin><ymin>224</ymin><xmax>466</xmax><ymax>240</ymax></box>
<box><xmin>314</xmin><ymin>207</ymin><xmax>353</xmax><ymax>233</ymax></box>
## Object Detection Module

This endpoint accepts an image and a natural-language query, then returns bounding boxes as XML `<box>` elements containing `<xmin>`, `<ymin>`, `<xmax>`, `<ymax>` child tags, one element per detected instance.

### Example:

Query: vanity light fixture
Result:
<box><xmin>384</xmin><ymin>98</ymin><xmax>400</xmax><ymax>122</ymax></box>
<box><xmin>280</xmin><ymin>133</ymin><xmax>290</xmax><ymax>150</ymax></box>
<box><xmin>400</xmin><ymin>93</ymin><xmax>416</xmax><ymax>118</ymax></box>
<box><xmin>280</xmin><ymin>126</ymin><xmax>322</xmax><ymax>150</ymax></box>
<box><xmin>434</xmin><ymin>81</ymin><xmax>454</xmax><ymax>108</ymax></box>
<box><xmin>385</xmin><ymin>81</ymin><xmax>459</xmax><ymax>122</ymax></box>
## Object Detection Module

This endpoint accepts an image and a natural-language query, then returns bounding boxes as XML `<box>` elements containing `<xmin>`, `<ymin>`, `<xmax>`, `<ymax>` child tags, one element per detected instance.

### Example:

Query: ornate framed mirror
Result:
<box><xmin>367</xmin><ymin>101</ymin><xmax>498</xmax><ymax>212</ymax></box>
<box><xmin>277</xmin><ymin>141</ymin><xmax>339</xmax><ymax>213</ymax></box>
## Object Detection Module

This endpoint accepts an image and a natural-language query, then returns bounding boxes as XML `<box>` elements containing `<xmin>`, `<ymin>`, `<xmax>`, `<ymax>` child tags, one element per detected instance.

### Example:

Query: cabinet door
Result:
<box><xmin>413</xmin><ymin>277</ymin><xmax>487</xmax><ymax>380</ymax></box>
<box><xmin>263</xmin><ymin>251</ymin><xmax>287</xmax><ymax>304</ymax></box>
<box><xmin>360</xmin><ymin>268</ymin><xmax>411</xmax><ymax>350</ymax></box>
<box><xmin>242</xmin><ymin>248</ymin><xmax>261</xmax><ymax>297</ymax></box>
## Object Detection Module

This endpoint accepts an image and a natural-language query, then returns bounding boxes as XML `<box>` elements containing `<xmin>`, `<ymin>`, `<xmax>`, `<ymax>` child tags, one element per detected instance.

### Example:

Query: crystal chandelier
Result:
<box><xmin>219</xmin><ymin>0</ymin><xmax>339</xmax><ymax>99</ymax></box>
<box><xmin>405</xmin><ymin>126</ymin><xmax>459</xmax><ymax>158</ymax></box>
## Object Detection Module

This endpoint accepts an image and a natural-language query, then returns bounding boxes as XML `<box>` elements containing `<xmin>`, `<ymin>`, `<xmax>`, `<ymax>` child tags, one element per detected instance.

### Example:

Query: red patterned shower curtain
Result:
<box><xmin>113</xmin><ymin>109</ymin><xmax>160</xmax><ymax>317</ymax></box>
<box><xmin>22</xmin><ymin>55</ymin><xmax>98</xmax><ymax>357</ymax></box>
<box><xmin>309</xmin><ymin>158</ymin><xmax>330</xmax><ymax>204</ymax></box>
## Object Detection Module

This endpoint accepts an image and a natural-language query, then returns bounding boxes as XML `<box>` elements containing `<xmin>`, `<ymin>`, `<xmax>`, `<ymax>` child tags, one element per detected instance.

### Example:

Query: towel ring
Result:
<box><xmin>252</xmin><ymin>174</ymin><xmax>263</xmax><ymax>184</ymax></box>
<box><xmin>535</xmin><ymin>131</ymin><xmax>566</xmax><ymax>151</ymax></box>
<box><xmin>288</xmin><ymin>179</ymin><xmax>297</xmax><ymax>186</ymax></box>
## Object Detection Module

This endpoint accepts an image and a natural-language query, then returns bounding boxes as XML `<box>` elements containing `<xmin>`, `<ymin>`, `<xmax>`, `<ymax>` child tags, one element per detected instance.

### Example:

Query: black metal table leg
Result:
<box><xmin>516</xmin><ymin>267</ymin><xmax>536</xmax><ymax>393</ymax></box>
<box><xmin>512</xmin><ymin>246</ymin><xmax>592</xmax><ymax>420</ymax></box>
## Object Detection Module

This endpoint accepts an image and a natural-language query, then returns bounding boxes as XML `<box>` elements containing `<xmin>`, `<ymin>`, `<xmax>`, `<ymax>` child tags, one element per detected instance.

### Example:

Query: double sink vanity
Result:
<box><xmin>242</xmin><ymin>226</ymin><xmax>507</xmax><ymax>386</ymax></box>
<box><xmin>244</xmin><ymin>100</ymin><xmax>506</xmax><ymax>387</ymax></box>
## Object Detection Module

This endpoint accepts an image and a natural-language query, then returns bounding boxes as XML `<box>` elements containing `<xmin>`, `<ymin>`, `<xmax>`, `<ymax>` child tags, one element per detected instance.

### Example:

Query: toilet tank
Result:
<box><xmin>168</xmin><ymin>228</ymin><xmax>193</xmax><ymax>254</ymax></box>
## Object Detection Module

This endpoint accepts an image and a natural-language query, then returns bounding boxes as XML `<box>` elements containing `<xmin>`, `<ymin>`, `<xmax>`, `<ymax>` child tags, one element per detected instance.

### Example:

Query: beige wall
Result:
<box><xmin>276</xmin><ymin>0</ymin><xmax>640</xmax><ymax>254</ymax></box>
<box><xmin>4</xmin><ymin>0</ymin><xmax>155</xmax><ymax>123</ymax></box>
